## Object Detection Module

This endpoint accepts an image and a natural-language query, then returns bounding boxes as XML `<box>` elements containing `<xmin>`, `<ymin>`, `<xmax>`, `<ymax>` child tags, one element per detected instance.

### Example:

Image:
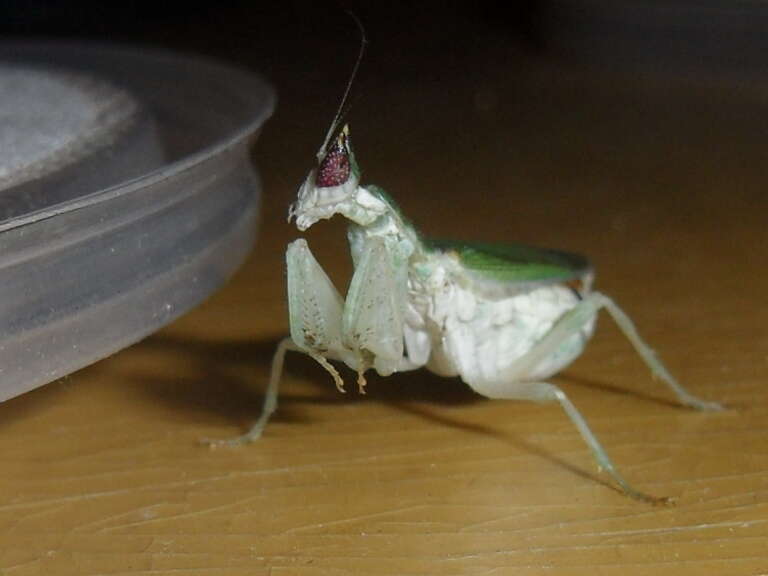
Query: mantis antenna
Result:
<box><xmin>316</xmin><ymin>11</ymin><xmax>368</xmax><ymax>161</ymax></box>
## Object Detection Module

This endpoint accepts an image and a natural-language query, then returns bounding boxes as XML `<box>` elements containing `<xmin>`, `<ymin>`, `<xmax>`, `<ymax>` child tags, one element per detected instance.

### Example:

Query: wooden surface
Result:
<box><xmin>2</xmin><ymin>19</ymin><xmax>768</xmax><ymax>576</ymax></box>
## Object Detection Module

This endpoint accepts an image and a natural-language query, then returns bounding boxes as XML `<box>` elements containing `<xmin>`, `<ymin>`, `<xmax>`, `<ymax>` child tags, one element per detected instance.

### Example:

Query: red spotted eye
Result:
<box><xmin>315</xmin><ymin>137</ymin><xmax>351</xmax><ymax>188</ymax></box>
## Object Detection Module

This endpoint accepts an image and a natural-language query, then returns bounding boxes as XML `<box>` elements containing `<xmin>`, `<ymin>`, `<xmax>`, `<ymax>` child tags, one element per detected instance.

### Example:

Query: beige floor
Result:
<box><xmin>1</xmin><ymin>38</ymin><xmax>766</xmax><ymax>575</ymax></box>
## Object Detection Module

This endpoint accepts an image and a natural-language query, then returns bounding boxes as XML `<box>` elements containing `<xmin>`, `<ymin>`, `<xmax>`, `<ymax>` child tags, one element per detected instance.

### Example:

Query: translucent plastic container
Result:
<box><xmin>0</xmin><ymin>42</ymin><xmax>275</xmax><ymax>402</ymax></box>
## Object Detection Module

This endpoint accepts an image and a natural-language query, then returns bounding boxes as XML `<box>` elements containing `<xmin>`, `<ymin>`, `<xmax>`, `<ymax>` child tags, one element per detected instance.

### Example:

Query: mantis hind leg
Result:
<box><xmin>493</xmin><ymin>290</ymin><xmax>722</xmax><ymax>411</ymax></box>
<box><xmin>478</xmin><ymin>380</ymin><xmax>668</xmax><ymax>504</ymax></box>
<box><xmin>591</xmin><ymin>292</ymin><xmax>723</xmax><ymax>411</ymax></box>
<box><xmin>461</xmin><ymin>290</ymin><xmax>722</xmax><ymax>500</ymax></box>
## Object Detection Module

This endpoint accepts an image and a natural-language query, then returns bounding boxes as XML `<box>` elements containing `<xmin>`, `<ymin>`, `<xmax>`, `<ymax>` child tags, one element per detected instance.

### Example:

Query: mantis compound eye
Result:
<box><xmin>316</xmin><ymin>129</ymin><xmax>351</xmax><ymax>188</ymax></box>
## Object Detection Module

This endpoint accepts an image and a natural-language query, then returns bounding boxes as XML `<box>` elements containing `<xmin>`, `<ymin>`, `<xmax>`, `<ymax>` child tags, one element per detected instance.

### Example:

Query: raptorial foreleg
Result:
<box><xmin>342</xmin><ymin>236</ymin><xmax>413</xmax><ymax>391</ymax></box>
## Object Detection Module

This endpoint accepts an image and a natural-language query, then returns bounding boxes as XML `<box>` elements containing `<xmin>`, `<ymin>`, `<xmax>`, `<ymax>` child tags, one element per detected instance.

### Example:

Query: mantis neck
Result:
<box><xmin>346</xmin><ymin>184</ymin><xmax>425</xmax><ymax>265</ymax></box>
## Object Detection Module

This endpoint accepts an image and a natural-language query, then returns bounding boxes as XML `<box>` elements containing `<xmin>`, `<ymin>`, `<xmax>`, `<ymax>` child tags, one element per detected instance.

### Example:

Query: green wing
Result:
<box><xmin>424</xmin><ymin>238</ymin><xmax>592</xmax><ymax>286</ymax></box>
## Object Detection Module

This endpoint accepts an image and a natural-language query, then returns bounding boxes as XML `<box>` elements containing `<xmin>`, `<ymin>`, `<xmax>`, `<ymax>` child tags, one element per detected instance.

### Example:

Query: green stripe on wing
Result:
<box><xmin>424</xmin><ymin>239</ymin><xmax>591</xmax><ymax>285</ymax></box>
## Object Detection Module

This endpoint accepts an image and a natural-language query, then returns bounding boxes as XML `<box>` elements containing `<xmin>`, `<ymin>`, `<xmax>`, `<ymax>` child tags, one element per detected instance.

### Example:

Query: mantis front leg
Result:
<box><xmin>287</xmin><ymin>235</ymin><xmax>411</xmax><ymax>389</ymax></box>
<box><xmin>209</xmin><ymin>236</ymin><xmax>412</xmax><ymax>446</ymax></box>
<box><xmin>286</xmin><ymin>239</ymin><xmax>351</xmax><ymax>392</ymax></box>
<box><xmin>206</xmin><ymin>239</ymin><xmax>349</xmax><ymax>446</ymax></box>
<box><xmin>342</xmin><ymin>235</ymin><xmax>411</xmax><ymax>390</ymax></box>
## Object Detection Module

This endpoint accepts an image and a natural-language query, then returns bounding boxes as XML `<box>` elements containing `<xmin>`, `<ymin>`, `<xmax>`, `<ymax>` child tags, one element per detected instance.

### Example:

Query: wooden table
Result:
<box><xmin>1</xmin><ymin>16</ymin><xmax>767</xmax><ymax>575</ymax></box>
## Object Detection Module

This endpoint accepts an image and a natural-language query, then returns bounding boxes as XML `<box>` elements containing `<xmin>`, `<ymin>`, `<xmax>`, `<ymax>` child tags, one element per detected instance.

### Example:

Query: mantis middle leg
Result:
<box><xmin>207</xmin><ymin>337</ymin><xmax>298</xmax><ymax>447</ymax></box>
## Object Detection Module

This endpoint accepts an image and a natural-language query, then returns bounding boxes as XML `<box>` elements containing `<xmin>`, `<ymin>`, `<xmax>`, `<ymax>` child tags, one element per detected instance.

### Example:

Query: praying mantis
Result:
<box><xmin>213</xmin><ymin>40</ymin><xmax>723</xmax><ymax>504</ymax></box>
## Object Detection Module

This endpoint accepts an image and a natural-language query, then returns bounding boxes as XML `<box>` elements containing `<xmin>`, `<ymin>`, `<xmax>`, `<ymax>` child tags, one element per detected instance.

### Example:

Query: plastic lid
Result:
<box><xmin>0</xmin><ymin>42</ymin><xmax>275</xmax><ymax>402</ymax></box>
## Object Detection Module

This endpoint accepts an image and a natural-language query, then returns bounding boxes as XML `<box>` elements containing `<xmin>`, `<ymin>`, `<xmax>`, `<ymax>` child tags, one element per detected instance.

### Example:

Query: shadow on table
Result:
<box><xmin>126</xmin><ymin>332</ymin><xmax>479</xmax><ymax>427</ymax></box>
<box><xmin>130</xmin><ymin>331</ymin><xmax>683</xmax><ymax>419</ymax></box>
<box><xmin>125</xmin><ymin>331</ymin><xmax>689</xmax><ymax>498</ymax></box>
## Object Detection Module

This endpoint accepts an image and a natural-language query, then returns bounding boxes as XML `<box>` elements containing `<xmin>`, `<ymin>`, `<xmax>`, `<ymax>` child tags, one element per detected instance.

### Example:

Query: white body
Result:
<box><xmin>335</xmin><ymin>187</ymin><xmax>596</xmax><ymax>398</ymax></box>
<box><xmin>224</xmin><ymin>126</ymin><xmax>721</xmax><ymax>503</ymax></box>
<box><xmin>405</xmin><ymin>262</ymin><xmax>595</xmax><ymax>386</ymax></box>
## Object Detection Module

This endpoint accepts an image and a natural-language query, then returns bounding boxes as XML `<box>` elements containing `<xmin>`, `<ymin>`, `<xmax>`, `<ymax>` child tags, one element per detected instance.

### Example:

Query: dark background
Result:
<box><xmin>0</xmin><ymin>2</ymin><xmax>547</xmax><ymax>76</ymax></box>
<box><xmin>3</xmin><ymin>1</ymin><xmax>767</xmax><ymax>73</ymax></box>
<box><xmin>3</xmin><ymin>0</ymin><xmax>767</xmax><ymax>150</ymax></box>
<box><xmin>0</xmin><ymin>1</ymin><xmax>555</xmax><ymax>206</ymax></box>
<box><xmin>3</xmin><ymin>0</ymin><xmax>767</xmax><ymax>241</ymax></box>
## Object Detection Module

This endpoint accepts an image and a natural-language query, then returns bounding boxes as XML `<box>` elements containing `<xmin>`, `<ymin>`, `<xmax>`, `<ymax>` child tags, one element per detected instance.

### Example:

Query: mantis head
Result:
<box><xmin>290</xmin><ymin>125</ymin><xmax>384</xmax><ymax>231</ymax></box>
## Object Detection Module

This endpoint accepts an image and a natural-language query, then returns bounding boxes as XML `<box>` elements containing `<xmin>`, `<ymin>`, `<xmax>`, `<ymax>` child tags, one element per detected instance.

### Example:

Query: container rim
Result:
<box><xmin>0</xmin><ymin>40</ymin><xmax>276</xmax><ymax>233</ymax></box>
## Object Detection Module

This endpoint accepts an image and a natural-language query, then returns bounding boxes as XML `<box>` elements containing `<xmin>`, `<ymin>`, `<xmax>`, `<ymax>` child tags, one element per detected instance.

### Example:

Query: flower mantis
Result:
<box><xmin>213</xmin><ymin>33</ymin><xmax>723</xmax><ymax>503</ymax></box>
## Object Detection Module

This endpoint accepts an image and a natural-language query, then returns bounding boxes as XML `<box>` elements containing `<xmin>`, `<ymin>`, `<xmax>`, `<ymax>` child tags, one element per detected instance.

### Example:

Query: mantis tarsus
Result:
<box><xmin>212</xmin><ymin>38</ymin><xmax>723</xmax><ymax>504</ymax></box>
